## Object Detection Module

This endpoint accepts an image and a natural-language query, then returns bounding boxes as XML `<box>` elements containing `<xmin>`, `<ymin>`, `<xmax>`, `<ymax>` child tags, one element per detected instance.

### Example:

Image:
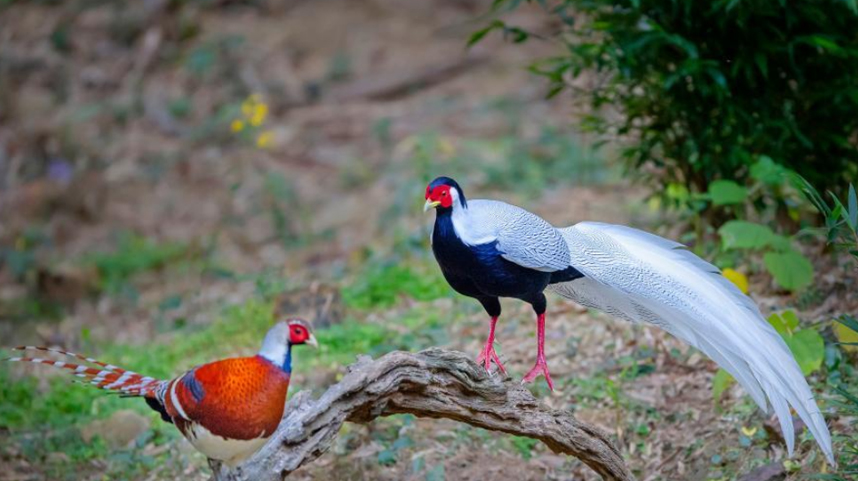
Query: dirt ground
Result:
<box><xmin>1</xmin><ymin>1</ymin><xmax>852</xmax><ymax>480</ymax></box>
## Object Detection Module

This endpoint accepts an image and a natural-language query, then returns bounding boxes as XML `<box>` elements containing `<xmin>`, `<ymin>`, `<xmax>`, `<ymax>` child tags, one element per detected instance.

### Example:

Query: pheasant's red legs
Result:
<box><xmin>476</xmin><ymin>316</ymin><xmax>506</xmax><ymax>375</ymax></box>
<box><xmin>522</xmin><ymin>312</ymin><xmax>554</xmax><ymax>390</ymax></box>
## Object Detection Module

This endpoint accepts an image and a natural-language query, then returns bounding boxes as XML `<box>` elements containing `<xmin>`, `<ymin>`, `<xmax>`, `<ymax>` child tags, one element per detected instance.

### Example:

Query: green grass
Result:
<box><xmin>85</xmin><ymin>232</ymin><xmax>196</xmax><ymax>296</ymax></box>
<box><xmin>341</xmin><ymin>260</ymin><xmax>452</xmax><ymax>309</ymax></box>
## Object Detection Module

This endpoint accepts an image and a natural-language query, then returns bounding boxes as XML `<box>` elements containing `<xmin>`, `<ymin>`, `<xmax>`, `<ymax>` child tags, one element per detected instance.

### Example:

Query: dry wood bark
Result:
<box><xmin>210</xmin><ymin>348</ymin><xmax>634</xmax><ymax>481</ymax></box>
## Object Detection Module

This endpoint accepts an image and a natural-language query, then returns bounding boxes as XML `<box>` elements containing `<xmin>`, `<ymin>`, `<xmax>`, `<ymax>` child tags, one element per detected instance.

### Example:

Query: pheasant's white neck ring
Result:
<box><xmin>258</xmin><ymin>323</ymin><xmax>293</xmax><ymax>373</ymax></box>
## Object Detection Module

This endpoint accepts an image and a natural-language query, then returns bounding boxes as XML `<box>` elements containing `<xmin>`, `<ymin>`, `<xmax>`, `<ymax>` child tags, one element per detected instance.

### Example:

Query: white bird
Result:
<box><xmin>423</xmin><ymin>176</ymin><xmax>834</xmax><ymax>465</ymax></box>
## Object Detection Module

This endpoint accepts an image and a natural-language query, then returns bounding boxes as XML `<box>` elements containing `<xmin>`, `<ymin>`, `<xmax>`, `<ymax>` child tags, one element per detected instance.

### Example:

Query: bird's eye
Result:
<box><xmin>441</xmin><ymin>191</ymin><xmax>447</xmax><ymax>196</ymax></box>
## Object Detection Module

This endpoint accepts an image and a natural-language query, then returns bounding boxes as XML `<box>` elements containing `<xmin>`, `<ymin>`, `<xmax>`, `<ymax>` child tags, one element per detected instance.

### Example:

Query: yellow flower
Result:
<box><xmin>230</xmin><ymin>119</ymin><xmax>245</xmax><ymax>133</ymax></box>
<box><xmin>256</xmin><ymin>130</ymin><xmax>273</xmax><ymax>149</ymax></box>
<box><xmin>249</xmin><ymin>103</ymin><xmax>268</xmax><ymax>127</ymax></box>
<box><xmin>722</xmin><ymin>268</ymin><xmax>749</xmax><ymax>294</ymax></box>
<box><xmin>241</xmin><ymin>94</ymin><xmax>261</xmax><ymax>117</ymax></box>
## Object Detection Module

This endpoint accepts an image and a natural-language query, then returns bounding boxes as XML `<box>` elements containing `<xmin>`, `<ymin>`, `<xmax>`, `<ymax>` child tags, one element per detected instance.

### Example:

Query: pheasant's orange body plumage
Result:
<box><xmin>168</xmin><ymin>356</ymin><xmax>290</xmax><ymax>440</ymax></box>
<box><xmin>6</xmin><ymin>319</ymin><xmax>317</xmax><ymax>466</ymax></box>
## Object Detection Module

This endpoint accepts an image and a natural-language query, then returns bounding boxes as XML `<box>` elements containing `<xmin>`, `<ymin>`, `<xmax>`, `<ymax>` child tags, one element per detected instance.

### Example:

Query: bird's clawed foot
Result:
<box><xmin>476</xmin><ymin>342</ymin><xmax>507</xmax><ymax>375</ymax></box>
<box><xmin>522</xmin><ymin>359</ymin><xmax>554</xmax><ymax>391</ymax></box>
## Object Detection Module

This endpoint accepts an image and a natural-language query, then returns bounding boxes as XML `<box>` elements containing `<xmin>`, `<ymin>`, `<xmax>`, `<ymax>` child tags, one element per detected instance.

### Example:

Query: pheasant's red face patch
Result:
<box><xmin>288</xmin><ymin>322</ymin><xmax>311</xmax><ymax>344</ymax></box>
<box><xmin>425</xmin><ymin>184</ymin><xmax>454</xmax><ymax>208</ymax></box>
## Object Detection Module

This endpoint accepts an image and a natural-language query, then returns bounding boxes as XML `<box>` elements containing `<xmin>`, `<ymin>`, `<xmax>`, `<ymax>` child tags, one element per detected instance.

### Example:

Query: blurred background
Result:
<box><xmin>1</xmin><ymin>1</ymin><xmax>857</xmax><ymax>480</ymax></box>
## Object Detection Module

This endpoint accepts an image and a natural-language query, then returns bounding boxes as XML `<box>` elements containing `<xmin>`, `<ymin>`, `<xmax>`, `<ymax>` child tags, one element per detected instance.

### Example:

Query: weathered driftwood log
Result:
<box><xmin>210</xmin><ymin>348</ymin><xmax>634</xmax><ymax>481</ymax></box>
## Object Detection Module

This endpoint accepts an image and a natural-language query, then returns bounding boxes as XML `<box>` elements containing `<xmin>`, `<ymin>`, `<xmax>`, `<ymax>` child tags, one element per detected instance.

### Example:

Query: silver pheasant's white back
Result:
<box><xmin>549</xmin><ymin>221</ymin><xmax>834</xmax><ymax>464</ymax></box>
<box><xmin>447</xmin><ymin>199</ymin><xmax>571</xmax><ymax>272</ymax></box>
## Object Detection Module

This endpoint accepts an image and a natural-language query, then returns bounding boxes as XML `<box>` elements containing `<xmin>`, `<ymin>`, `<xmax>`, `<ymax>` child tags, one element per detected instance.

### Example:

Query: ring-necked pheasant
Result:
<box><xmin>423</xmin><ymin>176</ymin><xmax>833</xmax><ymax>464</ymax></box>
<box><xmin>5</xmin><ymin>318</ymin><xmax>317</xmax><ymax>466</ymax></box>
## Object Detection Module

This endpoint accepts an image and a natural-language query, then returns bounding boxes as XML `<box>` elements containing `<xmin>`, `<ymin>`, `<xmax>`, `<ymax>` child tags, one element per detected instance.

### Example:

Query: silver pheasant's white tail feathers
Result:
<box><xmin>550</xmin><ymin>222</ymin><xmax>834</xmax><ymax>465</ymax></box>
<box><xmin>5</xmin><ymin>346</ymin><xmax>164</xmax><ymax>397</ymax></box>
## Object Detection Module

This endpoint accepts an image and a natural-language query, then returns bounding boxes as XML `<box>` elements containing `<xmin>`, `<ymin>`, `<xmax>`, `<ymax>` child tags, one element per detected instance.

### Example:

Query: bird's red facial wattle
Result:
<box><xmin>286</xmin><ymin>320</ymin><xmax>317</xmax><ymax>347</ymax></box>
<box><xmin>424</xmin><ymin>184</ymin><xmax>454</xmax><ymax>210</ymax></box>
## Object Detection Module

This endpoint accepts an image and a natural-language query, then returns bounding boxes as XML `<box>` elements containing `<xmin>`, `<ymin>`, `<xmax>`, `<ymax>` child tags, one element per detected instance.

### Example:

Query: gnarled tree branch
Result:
<box><xmin>210</xmin><ymin>348</ymin><xmax>634</xmax><ymax>481</ymax></box>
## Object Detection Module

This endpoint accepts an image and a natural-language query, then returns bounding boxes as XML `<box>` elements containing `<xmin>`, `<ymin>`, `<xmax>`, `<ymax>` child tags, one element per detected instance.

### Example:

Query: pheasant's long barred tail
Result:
<box><xmin>551</xmin><ymin>222</ymin><xmax>835</xmax><ymax>465</ymax></box>
<box><xmin>6</xmin><ymin>347</ymin><xmax>164</xmax><ymax>397</ymax></box>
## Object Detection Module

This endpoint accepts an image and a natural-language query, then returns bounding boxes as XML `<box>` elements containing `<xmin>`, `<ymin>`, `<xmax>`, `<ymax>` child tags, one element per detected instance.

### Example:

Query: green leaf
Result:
<box><xmin>666</xmin><ymin>182</ymin><xmax>690</xmax><ymax>202</ymax></box>
<box><xmin>763</xmin><ymin>251</ymin><xmax>814</xmax><ymax>291</ymax></box>
<box><xmin>768</xmin><ymin>234</ymin><xmax>794</xmax><ymax>252</ymax></box>
<box><xmin>835</xmin><ymin>315</ymin><xmax>858</xmax><ymax>352</ymax></box>
<box><xmin>467</xmin><ymin>20</ymin><xmax>504</xmax><ymax>47</ymax></box>
<box><xmin>708</xmin><ymin>180</ymin><xmax>748</xmax><ymax>205</ymax></box>
<box><xmin>831</xmin><ymin>195</ymin><xmax>855</xmax><ymax>232</ymax></box>
<box><xmin>377</xmin><ymin>449</ymin><xmax>397</xmax><ymax>465</ymax></box>
<box><xmin>784</xmin><ymin>329</ymin><xmax>825</xmax><ymax>375</ymax></box>
<box><xmin>848</xmin><ymin>183</ymin><xmax>857</xmax><ymax>229</ymax></box>
<box><xmin>836</xmin><ymin>314</ymin><xmax>858</xmax><ymax>333</ymax></box>
<box><xmin>792</xmin><ymin>174</ymin><xmax>832</xmax><ymax>217</ymax></box>
<box><xmin>712</xmin><ymin>368</ymin><xmax>735</xmax><ymax>403</ymax></box>
<box><xmin>426</xmin><ymin>465</ymin><xmax>446</xmax><ymax>481</ymax></box>
<box><xmin>768</xmin><ymin>310</ymin><xmax>800</xmax><ymax>336</ymax></box>
<box><xmin>802</xmin><ymin>35</ymin><xmax>843</xmax><ymax>55</ymax></box>
<box><xmin>718</xmin><ymin>221</ymin><xmax>775</xmax><ymax>250</ymax></box>
<box><xmin>749</xmin><ymin>156</ymin><xmax>788</xmax><ymax>185</ymax></box>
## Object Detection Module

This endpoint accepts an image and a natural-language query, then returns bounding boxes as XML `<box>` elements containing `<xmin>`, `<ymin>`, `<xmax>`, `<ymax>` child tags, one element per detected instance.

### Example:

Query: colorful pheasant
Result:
<box><xmin>423</xmin><ymin>176</ymin><xmax>834</xmax><ymax>464</ymax></box>
<box><xmin>5</xmin><ymin>319</ymin><xmax>317</xmax><ymax>466</ymax></box>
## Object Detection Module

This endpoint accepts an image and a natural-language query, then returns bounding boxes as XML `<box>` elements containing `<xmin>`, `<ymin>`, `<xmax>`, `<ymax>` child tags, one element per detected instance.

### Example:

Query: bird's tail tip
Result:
<box><xmin>3</xmin><ymin>346</ymin><xmax>161</xmax><ymax>397</ymax></box>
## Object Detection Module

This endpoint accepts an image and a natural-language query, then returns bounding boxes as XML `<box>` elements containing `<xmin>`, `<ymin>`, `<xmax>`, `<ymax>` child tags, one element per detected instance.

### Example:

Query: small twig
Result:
<box><xmin>210</xmin><ymin>348</ymin><xmax>634</xmax><ymax>481</ymax></box>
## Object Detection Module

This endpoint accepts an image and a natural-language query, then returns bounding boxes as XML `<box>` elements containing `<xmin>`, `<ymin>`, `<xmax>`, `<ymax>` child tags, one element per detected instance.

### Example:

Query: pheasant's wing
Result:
<box><xmin>466</xmin><ymin>200</ymin><xmax>570</xmax><ymax>272</ymax></box>
<box><xmin>549</xmin><ymin>221</ymin><xmax>833</xmax><ymax>464</ymax></box>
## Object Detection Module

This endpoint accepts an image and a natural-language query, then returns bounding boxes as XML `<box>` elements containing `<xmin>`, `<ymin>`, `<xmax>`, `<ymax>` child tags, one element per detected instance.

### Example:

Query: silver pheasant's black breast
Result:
<box><xmin>432</xmin><ymin>212</ymin><xmax>560</xmax><ymax>299</ymax></box>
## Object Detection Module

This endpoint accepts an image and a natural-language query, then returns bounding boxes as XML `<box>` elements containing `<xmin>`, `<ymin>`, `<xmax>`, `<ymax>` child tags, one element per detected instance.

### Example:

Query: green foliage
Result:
<box><xmin>707</xmin><ymin>180</ymin><xmax>749</xmax><ymax>207</ymax></box>
<box><xmin>377</xmin><ymin>433</ymin><xmax>413</xmax><ymax>466</ymax></box>
<box><xmin>342</xmin><ymin>261</ymin><xmax>452</xmax><ymax>309</ymax></box>
<box><xmin>717</xmin><ymin>221</ymin><xmax>813</xmax><ymax>291</ymax></box>
<box><xmin>313</xmin><ymin>321</ymin><xmax>391</xmax><ymax>366</ymax></box>
<box><xmin>510</xmin><ymin>435</ymin><xmax>539</xmax><ymax>460</ymax></box>
<box><xmin>762</xmin><ymin>251</ymin><xmax>814</xmax><ymax>292</ymax></box>
<box><xmin>712</xmin><ymin>369</ymin><xmax>734</xmax><ymax>404</ymax></box>
<box><xmin>426</xmin><ymin>465</ymin><xmax>446</xmax><ymax>481</ymax></box>
<box><xmin>475</xmin><ymin>0</ymin><xmax>858</xmax><ymax>210</ymax></box>
<box><xmin>795</xmin><ymin>177</ymin><xmax>858</xmax><ymax>262</ymax></box>
<box><xmin>87</xmin><ymin>233</ymin><xmax>192</xmax><ymax>295</ymax></box>
<box><xmin>767</xmin><ymin>311</ymin><xmax>825</xmax><ymax>375</ymax></box>
<box><xmin>712</xmin><ymin>310</ymin><xmax>825</xmax><ymax>403</ymax></box>
<box><xmin>719</xmin><ymin>221</ymin><xmax>784</xmax><ymax>250</ymax></box>
<box><xmin>836</xmin><ymin>314</ymin><xmax>858</xmax><ymax>350</ymax></box>
<box><xmin>783</xmin><ymin>329</ymin><xmax>825</xmax><ymax>376</ymax></box>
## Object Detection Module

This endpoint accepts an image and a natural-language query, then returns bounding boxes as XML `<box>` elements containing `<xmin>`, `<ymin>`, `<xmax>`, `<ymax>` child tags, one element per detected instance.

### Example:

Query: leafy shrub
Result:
<box><xmin>475</xmin><ymin>0</ymin><xmax>858</xmax><ymax>207</ymax></box>
<box><xmin>795</xmin><ymin>178</ymin><xmax>858</xmax><ymax>262</ymax></box>
<box><xmin>718</xmin><ymin>220</ymin><xmax>813</xmax><ymax>291</ymax></box>
<box><xmin>664</xmin><ymin>157</ymin><xmax>814</xmax><ymax>291</ymax></box>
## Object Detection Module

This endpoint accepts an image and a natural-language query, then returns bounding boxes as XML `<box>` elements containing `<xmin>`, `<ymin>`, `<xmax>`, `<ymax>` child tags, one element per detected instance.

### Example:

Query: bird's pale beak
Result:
<box><xmin>306</xmin><ymin>334</ymin><xmax>318</xmax><ymax>349</ymax></box>
<box><xmin>423</xmin><ymin>199</ymin><xmax>441</xmax><ymax>212</ymax></box>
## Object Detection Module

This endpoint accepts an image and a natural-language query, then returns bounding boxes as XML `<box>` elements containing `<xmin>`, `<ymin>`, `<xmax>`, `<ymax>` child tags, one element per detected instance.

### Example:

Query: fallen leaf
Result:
<box><xmin>723</xmin><ymin>268</ymin><xmax>749</xmax><ymax>294</ymax></box>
